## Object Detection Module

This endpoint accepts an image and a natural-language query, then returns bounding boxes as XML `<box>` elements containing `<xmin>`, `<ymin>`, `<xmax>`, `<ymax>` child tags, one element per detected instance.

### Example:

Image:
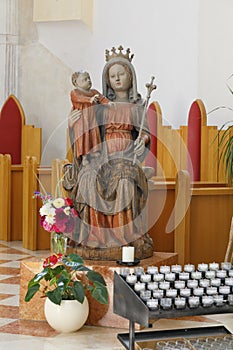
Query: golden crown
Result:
<box><xmin>105</xmin><ymin>45</ymin><xmax>134</xmax><ymax>62</ymax></box>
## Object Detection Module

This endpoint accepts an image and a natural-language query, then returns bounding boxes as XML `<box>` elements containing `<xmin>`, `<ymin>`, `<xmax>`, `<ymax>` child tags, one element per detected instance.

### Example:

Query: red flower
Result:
<box><xmin>64</xmin><ymin>197</ymin><xmax>73</xmax><ymax>207</ymax></box>
<box><xmin>43</xmin><ymin>254</ymin><xmax>62</xmax><ymax>268</ymax></box>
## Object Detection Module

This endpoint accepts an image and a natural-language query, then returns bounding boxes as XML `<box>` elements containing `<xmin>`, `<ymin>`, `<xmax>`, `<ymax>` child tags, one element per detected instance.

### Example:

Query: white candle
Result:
<box><xmin>147</xmin><ymin>266</ymin><xmax>158</xmax><ymax>274</ymax></box>
<box><xmin>171</xmin><ymin>264</ymin><xmax>182</xmax><ymax>273</ymax></box>
<box><xmin>175</xmin><ymin>297</ymin><xmax>186</xmax><ymax>309</ymax></box>
<box><xmin>147</xmin><ymin>298</ymin><xmax>159</xmax><ymax>310</ymax></box>
<box><xmin>166</xmin><ymin>289</ymin><xmax>178</xmax><ymax>298</ymax></box>
<box><xmin>187</xmin><ymin>279</ymin><xmax>198</xmax><ymax>289</ymax></box>
<box><xmin>202</xmin><ymin>295</ymin><xmax>214</xmax><ymax>307</ymax></box>
<box><xmin>160</xmin><ymin>265</ymin><xmax>170</xmax><ymax>274</ymax></box>
<box><xmin>209</xmin><ymin>262</ymin><xmax>219</xmax><ymax>271</ymax></box>
<box><xmin>153</xmin><ymin>273</ymin><xmax>164</xmax><ymax>282</ymax></box>
<box><xmin>184</xmin><ymin>264</ymin><xmax>195</xmax><ymax>273</ymax></box>
<box><xmin>126</xmin><ymin>274</ymin><xmax>137</xmax><ymax>284</ymax></box>
<box><xmin>147</xmin><ymin>281</ymin><xmax>158</xmax><ymax>290</ymax></box>
<box><xmin>140</xmin><ymin>274</ymin><xmax>151</xmax><ymax>283</ymax></box>
<box><xmin>210</xmin><ymin>278</ymin><xmax>221</xmax><ymax>287</ymax></box>
<box><xmin>198</xmin><ymin>263</ymin><xmax>208</xmax><ymax>272</ymax></box>
<box><xmin>221</xmin><ymin>262</ymin><xmax>232</xmax><ymax>270</ymax></box>
<box><xmin>122</xmin><ymin>246</ymin><xmax>134</xmax><ymax>262</ymax></box>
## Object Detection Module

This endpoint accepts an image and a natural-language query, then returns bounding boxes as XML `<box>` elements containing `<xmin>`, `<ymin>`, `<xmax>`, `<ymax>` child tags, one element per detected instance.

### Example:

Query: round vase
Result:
<box><xmin>50</xmin><ymin>231</ymin><xmax>68</xmax><ymax>255</ymax></box>
<box><xmin>44</xmin><ymin>297</ymin><xmax>89</xmax><ymax>333</ymax></box>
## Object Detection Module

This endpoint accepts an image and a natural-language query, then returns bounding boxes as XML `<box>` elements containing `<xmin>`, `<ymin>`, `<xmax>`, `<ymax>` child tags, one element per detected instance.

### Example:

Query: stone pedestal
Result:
<box><xmin>19</xmin><ymin>252</ymin><xmax>178</xmax><ymax>329</ymax></box>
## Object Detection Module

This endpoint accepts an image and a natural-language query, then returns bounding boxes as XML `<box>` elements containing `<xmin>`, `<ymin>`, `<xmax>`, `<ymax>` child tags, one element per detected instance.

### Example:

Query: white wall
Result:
<box><xmin>17</xmin><ymin>0</ymin><xmax>233</xmax><ymax>164</ymax></box>
<box><xmin>198</xmin><ymin>0</ymin><xmax>233</xmax><ymax>127</ymax></box>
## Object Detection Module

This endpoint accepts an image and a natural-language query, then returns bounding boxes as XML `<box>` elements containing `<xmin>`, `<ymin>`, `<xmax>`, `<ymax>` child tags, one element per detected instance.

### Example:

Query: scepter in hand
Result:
<box><xmin>133</xmin><ymin>76</ymin><xmax>157</xmax><ymax>165</ymax></box>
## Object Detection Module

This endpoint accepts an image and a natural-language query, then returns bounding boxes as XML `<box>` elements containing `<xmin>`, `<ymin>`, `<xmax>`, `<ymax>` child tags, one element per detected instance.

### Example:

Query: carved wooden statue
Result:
<box><xmin>63</xmin><ymin>46</ymin><xmax>155</xmax><ymax>260</ymax></box>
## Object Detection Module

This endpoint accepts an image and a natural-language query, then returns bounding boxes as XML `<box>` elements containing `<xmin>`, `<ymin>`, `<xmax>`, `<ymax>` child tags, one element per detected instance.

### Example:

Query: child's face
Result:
<box><xmin>75</xmin><ymin>73</ymin><xmax>92</xmax><ymax>90</ymax></box>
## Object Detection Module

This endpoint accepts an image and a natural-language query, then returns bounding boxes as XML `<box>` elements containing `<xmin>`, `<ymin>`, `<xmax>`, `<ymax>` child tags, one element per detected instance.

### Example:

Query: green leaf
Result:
<box><xmin>66</xmin><ymin>254</ymin><xmax>83</xmax><ymax>263</ymax></box>
<box><xmin>46</xmin><ymin>288</ymin><xmax>62</xmax><ymax>305</ymax></box>
<box><xmin>24</xmin><ymin>283</ymin><xmax>40</xmax><ymax>302</ymax></box>
<box><xmin>87</xmin><ymin>270</ymin><xmax>106</xmax><ymax>286</ymax></box>
<box><xmin>28</xmin><ymin>269</ymin><xmax>49</xmax><ymax>288</ymax></box>
<box><xmin>90</xmin><ymin>280</ymin><xmax>108</xmax><ymax>305</ymax></box>
<box><xmin>72</xmin><ymin>281</ymin><xmax>85</xmax><ymax>303</ymax></box>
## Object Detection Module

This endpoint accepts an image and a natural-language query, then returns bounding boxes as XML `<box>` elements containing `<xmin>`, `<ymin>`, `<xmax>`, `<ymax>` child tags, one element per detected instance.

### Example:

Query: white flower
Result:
<box><xmin>40</xmin><ymin>202</ymin><xmax>53</xmax><ymax>216</ymax></box>
<box><xmin>45</xmin><ymin>211</ymin><xmax>56</xmax><ymax>225</ymax></box>
<box><xmin>64</xmin><ymin>207</ymin><xmax>70</xmax><ymax>216</ymax></box>
<box><xmin>53</xmin><ymin>198</ymin><xmax>65</xmax><ymax>208</ymax></box>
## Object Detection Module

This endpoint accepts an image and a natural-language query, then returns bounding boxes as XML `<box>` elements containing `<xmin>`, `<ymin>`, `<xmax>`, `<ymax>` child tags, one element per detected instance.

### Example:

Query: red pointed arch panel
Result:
<box><xmin>187</xmin><ymin>99</ymin><xmax>206</xmax><ymax>181</ymax></box>
<box><xmin>0</xmin><ymin>95</ymin><xmax>25</xmax><ymax>164</ymax></box>
<box><xmin>145</xmin><ymin>102</ymin><xmax>159</xmax><ymax>173</ymax></box>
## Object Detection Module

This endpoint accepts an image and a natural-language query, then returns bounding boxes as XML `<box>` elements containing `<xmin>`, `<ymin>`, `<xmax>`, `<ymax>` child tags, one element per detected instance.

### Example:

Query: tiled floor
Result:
<box><xmin>0</xmin><ymin>240</ymin><xmax>232</xmax><ymax>349</ymax></box>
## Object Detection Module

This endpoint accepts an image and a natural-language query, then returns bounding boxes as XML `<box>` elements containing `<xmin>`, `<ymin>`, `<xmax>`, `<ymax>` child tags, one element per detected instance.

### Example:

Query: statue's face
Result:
<box><xmin>108</xmin><ymin>64</ymin><xmax>131</xmax><ymax>92</ymax></box>
<box><xmin>75</xmin><ymin>72</ymin><xmax>92</xmax><ymax>91</ymax></box>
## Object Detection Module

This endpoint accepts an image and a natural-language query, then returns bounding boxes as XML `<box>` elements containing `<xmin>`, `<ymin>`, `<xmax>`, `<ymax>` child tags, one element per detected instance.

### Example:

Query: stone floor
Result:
<box><xmin>0</xmin><ymin>240</ymin><xmax>232</xmax><ymax>349</ymax></box>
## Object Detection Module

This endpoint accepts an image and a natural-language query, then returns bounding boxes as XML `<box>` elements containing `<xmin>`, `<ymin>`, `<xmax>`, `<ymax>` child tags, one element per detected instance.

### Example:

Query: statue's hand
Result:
<box><xmin>69</xmin><ymin>109</ymin><xmax>82</xmax><ymax>126</ymax></box>
<box><xmin>134</xmin><ymin>137</ymin><xmax>145</xmax><ymax>156</ymax></box>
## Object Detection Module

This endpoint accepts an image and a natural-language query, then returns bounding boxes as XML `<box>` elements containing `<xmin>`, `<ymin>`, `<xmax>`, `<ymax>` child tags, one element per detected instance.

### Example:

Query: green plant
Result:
<box><xmin>218</xmin><ymin>121</ymin><xmax>233</xmax><ymax>186</ymax></box>
<box><xmin>24</xmin><ymin>253</ymin><xmax>108</xmax><ymax>306</ymax></box>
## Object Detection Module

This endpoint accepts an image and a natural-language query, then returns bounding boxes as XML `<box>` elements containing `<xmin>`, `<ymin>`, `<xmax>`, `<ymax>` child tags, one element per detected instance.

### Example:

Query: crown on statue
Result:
<box><xmin>105</xmin><ymin>45</ymin><xmax>134</xmax><ymax>62</ymax></box>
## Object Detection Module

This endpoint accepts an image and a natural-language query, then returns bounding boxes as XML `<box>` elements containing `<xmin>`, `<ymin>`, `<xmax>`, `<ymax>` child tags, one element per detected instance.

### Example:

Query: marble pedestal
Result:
<box><xmin>19</xmin><ymin>252</ymin><xmax>178</xmax><ymax>329</ymax></box>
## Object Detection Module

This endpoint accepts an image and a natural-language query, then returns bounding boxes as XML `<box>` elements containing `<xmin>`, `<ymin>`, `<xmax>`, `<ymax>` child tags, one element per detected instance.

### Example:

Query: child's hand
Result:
<box><xmin>90</xmin><ymin>94</ymin><xmax>99</xmax><ymax>103</ymax></box>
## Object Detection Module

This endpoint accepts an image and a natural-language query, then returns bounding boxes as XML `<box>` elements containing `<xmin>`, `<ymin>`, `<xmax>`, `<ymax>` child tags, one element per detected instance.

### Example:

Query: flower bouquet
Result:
<box><xmin>34</xmin><ymin>191</ymin><xmax>79</xmax><ymax>254</ymax></box>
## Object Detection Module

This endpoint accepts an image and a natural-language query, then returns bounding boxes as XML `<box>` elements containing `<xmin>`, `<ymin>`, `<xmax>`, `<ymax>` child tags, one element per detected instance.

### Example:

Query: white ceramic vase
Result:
<box><xmin>44</xmin><ymin>297</ymin><xmax>89</xmax><ymax>333</ymax></box>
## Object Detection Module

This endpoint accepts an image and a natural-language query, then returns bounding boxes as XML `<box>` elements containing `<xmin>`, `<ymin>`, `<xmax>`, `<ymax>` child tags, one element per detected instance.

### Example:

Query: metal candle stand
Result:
<box><xmin>113</xmin><ymin>269</ymin><xmax>233</xmax><ymax>350</ymax></box>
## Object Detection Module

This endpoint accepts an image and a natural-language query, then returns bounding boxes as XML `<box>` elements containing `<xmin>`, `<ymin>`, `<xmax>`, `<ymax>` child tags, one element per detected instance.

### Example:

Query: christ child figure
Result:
<box><xmin>70</xmin><ymin>71</ymin><xmax>109</xmax><ymax>165</ymax></box>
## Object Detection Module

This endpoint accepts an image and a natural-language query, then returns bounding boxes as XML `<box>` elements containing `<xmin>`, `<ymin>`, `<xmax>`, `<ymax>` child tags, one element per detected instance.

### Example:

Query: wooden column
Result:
<box><xmin>22</xmin><ymin>156</ymin><xmax>38</xmax><ymax>250</ymax></box>
<box><xmin>0</xmin><ymin>154</ymin><xmax>11</xmax><ymax>240</ymax></box>
<box><xmin>174</xmin><ymin>170</ymin><xmax>191</xmax><ymax>264</ymax></box>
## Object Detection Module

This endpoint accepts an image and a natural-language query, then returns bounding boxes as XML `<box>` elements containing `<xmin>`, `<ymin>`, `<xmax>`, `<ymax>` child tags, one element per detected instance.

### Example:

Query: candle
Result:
<box><xmin>159</xmin><ymin>281</ymin><xmax>170</xmax><ymax>290</ymax></box>
<box><xmin>210</xmin><ymin>278</ymin><xmax>221</xmax><ymax>287</ymax></box>
<box><xmin>140</xmin><ymin>290</ymin><xmax>151</xmax><ymax>301</ymax></box>
<box><xmin>214</xmin><ymin>294</ymin><xmax>224</xmax><ymax>306</ymax></box>
<box><xmin>225</xmin><ymin>277</ymin><xmax>233</xmax><ymax>286</ymax></box>
<box><xmin>209</xmin><ymin>262</ymin><xmax>219</xmax><ymax>271</ymax></box>
<box><xmin>146</xmin><ymin>298</ymin><xmax>159</xmax><ymax>310</ymax></box>
<box><xmin>180</xmin><ymin>288</ymin><xmax>191</xmax><ymax>298</ymax></box>
<box><xmin>134</xmin><ymin>266</ymin><xmax>144</xmax><ymax>276</ymax></box>
<box><xmin>122</xmin><ymin>246</ymin><xmax>134</xmax><ymax>262</ymax></box>
<box><xmin>202</xmin><ymin>295</ymin><xmax>214</xmax><ymax>307</ymax></box>
<box><xmin>198</xmin><ymin>263</ymin><xmax>209</xmax><ymax>272</ymax></box>
<box><xmin>206</xmin><ymin>286</ymin><xmax>218</xmax><ymax>295</ymax></box>
<box><xmin>147</xmin><ymin>266</ymin><xmax>158</xmax><ymax>274</ymax></box>
<box><xmin>188</xmin><ymin>296</ymin><xmax>200</xmax><ymax>308</ymax></box>
<box><xmin>140</xmin><ymin>274</ymin><xmax>151</xmax><ymax>283</ymax></box>
<box><xmin>184</xmin><ymin>264</ymin><xmax>195</xmax><ymax>273</ymax></box>
<box><xmin>199</xmin><ymin>279</ymin><xmax>210</xmax><ymax>288</ymax></box>
<box><xmin>221</xmin><ymin>262</ymin><xmax>232</xmax><ymax>270</ymax></box>
<box><xmin>160</xmin><ymin>265</ymin><xmax>170</xmax><ymax>274</ymax></box>
<box><xmin>147</xmin><ymin>281</ymin><xmax>158</xmax><ymax>291</ymax></box>
<box><xmin>175</xmin><ymin>297</ymin><xmax>186</xmax><ymax>309</ymax></box>
<box><xmin>179</xmin><ymin>272</ymin><xmax>190</xmax><ymax>281</ymax></box>
<box><xmin>174</xmin><ymin>280</ymin><xmax>186</xmax><ymax>289</ymax></box>
<box><xmin>205</xmin><ymin>270</ymin><xmax>216</xmax><ymax>279</ymax></box>
<box><xmin>219</xmin><ymin>285</ymin><xmax>231</xmax><ymax>295</ymax></box>
<box><xmin>134</xmin><ymin>282</ymin><xmax>145</xmax><ymax>292</ymax></box>
<box><xmin>171</xmin><ymin>264</ymin><xmax>182</xmax><ymax>273</ymax></box>
<box><xmin>187</xmin><ymin>279</ymin><xmax>198</xmax><ymax>289</ymax></box>
<box><xmin>153</xmin><ymin>289</ymin><xmax>164</xmax><ymax>299</ymax></box>
<box><xmin>229</xmin><ymin>270</ymin><xmax>233</xmax><ymax>277</ymax></box>
<box><xmin>193</xmin><ymin>287</ymin><xmax>204</xmax><ymax>296</ymax></box>
<box><xmin>191</xmin><ymin>271</ymin><xmax>202</xmax><ymax>280</ymax></box>
<box><xmin>126</xmin><ymin>274</ymin><xmax>137</xmax><ymax>284</ymax></box>
<box><xmin>165</xmin><ymin>272</ymin><xmax>176</xmax><ymax>282</ymax></box>
<box><xmin>166</xmin><ymin>289</ymin><xmax>178</xmax><ymax>298</ymax></box>
<box><xmin>216</xmin><ymin>270</ymin><xmax>227</xmax><ymax>278</ymax></box>
<box><xmin>153</xmin><ymin>273</ymin><xmax>164</xmax><ymax>282</ymax></box>
<box><xmin>119</xmin><ymin>267</ymin><xmax>130</xmax><ymax>277</ymax></box>
<box><xmin>228</xmin><ymin>294</ymin><xmax>233</xmax><ymax>305</ymax></box>
<box><xmin>160</xmin><ymin>297</ymin><xmax>172</xmax><ymax>310</ymax></box>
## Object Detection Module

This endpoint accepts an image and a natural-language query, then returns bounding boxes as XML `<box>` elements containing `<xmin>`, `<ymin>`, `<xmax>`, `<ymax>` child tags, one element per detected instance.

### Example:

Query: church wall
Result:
<box><xmin>13</xmin><ymin>0</ymin><xmax>233</xmax><ymax>164</ymax></box>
